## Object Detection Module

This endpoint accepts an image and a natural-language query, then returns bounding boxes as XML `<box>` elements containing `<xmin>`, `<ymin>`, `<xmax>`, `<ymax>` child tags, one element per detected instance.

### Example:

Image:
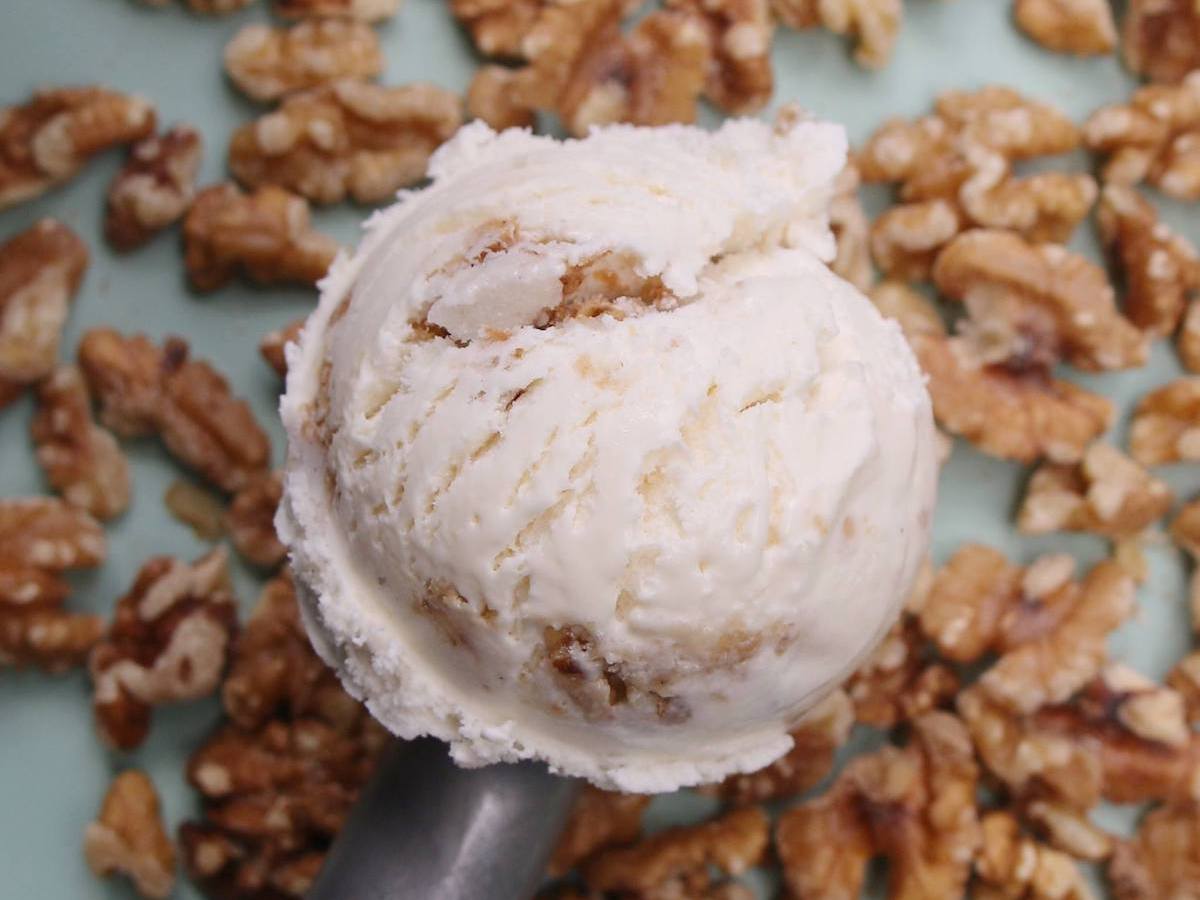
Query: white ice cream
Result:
<box><xmin>278</xmin><ymin>116</ymin><xmax>937</xmax><ymax>792</ymax></box>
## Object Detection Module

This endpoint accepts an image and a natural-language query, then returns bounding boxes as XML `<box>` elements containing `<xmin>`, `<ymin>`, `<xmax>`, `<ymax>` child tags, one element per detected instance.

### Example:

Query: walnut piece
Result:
<box><xmin>976</xmin><ymin>810</ymin><xmax>1096</xmax><ymax>900</ymax></box>
<box><xmin>450</xmin><ymin>0</ymin><xmax>544</xmax><ymax>57</ymax></box>
<box><xmin>776</xmin><ymin>711</ymin><xmax>981</xmax><ymax>899</ymax></box>
<box><xmin>83</xmin><ymin>770</ymin><xmax>176</xmax><ymax>900</ymax></box>
<box><xmin>1084</xmin><ymin>74</ymin><xmax>1200</xmax><ymax>201</ymax></box>
<box><xmin>260</xmin><ymin>318</ymin><xmax>304</xmax><ymax>377</ymax></box>
<box><xmin>228</xmin><ymin>80</ymin><xmax>463</xmax><ymax>204</ymax></box>
<box><xmin>225</xmin><ymin>471</ymin><xmax>287</xmax><ymax>569</ymax></box>
<box><xmin>106</xmin><ymin>126</ymin><xmax>202</xmax><ymax>252</ymax></box>
<box><xmin>273</xmin><ymin>0</ymin><xmax>402</xmax><ymax>21</ymax></box>
<box><xmin>773</xmin><ymin>0</ymin><xmax>901</xmax><ymax>69</ymax></box>
<box><xmin>184</xmin><ymin>183</ymin><xmax>338</xmax><ymax>291</ymax></box>
<box><xmin>31</xmin><ymin>364</ymin><xmax>131</xmax><ymax>520</ymax></box>
<box><xmin>1180</xmin><ymin>299</ymin><xmax>1200</xmax><ymax>374</ymax></box>
<box><xmin>870</xmin><ymin>199</ymin><xmax>962</xmax><ymax>282</ymax></box>
<box><xmin>0</xmin><ymin>86</ymin><xmax>155</xmax><ymax>210</ymax></box>
<box><xmin>1129</xmin><ymin>378</ymin><xmax>1200</xmax><ymax>466</ymax></box>
<box><xmin>1167</xmin><ymin>651</ymin><xmax>1200</xmax><ymax>725</ymax></box>
<box><xmin>1014</xmin><ymin>0</ymin><xmax>1116</xmax><ymax>56</ymax></box>
<box><xmin>548</xmin><ymin>785</ymin><xmax>650</xmax><ymax>876</ymax></box>
<box><xmin>0</xmin><ymin>218</ymin><xmax>88</xmax><ymax>405</ymax></box>
<box><xmin>829</xmin><ymin>163</ymin><xmax>873</xmax><ymax>291</ymax></box>
<box><xmin>1109</xmin><ymin>803</ymin><xmax>1200</xmax><ymax>900</ymax></box>
<box><xmin>466</xmin><ymin>65</ymin><xmax>537</xmax><ymax>131</ymax></box>
<box><xmin>1121</xmin><ymin>0</ymin><xmax>1200</xmax><ymax>84</ymax></box>
<box><xmin>89</xmin><ymin>549</ymin><xmax>238</xmax><ymax>750</ymax></box>
<box><xmin>582</xmin><ymin>806</ymin><xmax>768</xmax><ymax>895</ymax></box>
<box><xmin>666</xmin><ymin>0</ymin><xmax>774</xmax><ymax>114</ymax></box>
<box><xmin>1170</xmin><ymin>500</ymin><xmax>1200</xmax><ymax>634</ymax></box>
<box><xmin>846</xmin><ymin>615</ymin><xmax>960</xmax><ymax>728</ymax></box>
<box><xmin>164</xmin><ymin>479</ymin><xmax>226</xmax><ymax>542</ymax></box>
<box><xmin>225</xmin><ymin>20</ymin><xmax>384</xmax><ymax>104</ymax></box>
<box><xmin>1017</xmin><ymin>443</ymin><xmax>1173</xmax><ymax>539</ymax></box>
<box><xmin>80</xmin><ymin>329</ymin><xmax>272</xmax><ymax>492</ymax></box>
<box><xmin>0</xmin><ymin>497</ymin><xmax>105</xmax><ymax>672</ymax></box>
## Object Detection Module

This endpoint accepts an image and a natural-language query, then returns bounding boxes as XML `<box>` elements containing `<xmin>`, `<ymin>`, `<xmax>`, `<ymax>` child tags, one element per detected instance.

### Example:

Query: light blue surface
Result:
<box><xmin>0</xmin><ymin>1</ymin><xmax>1196</xmax><ymax>897</ymax></box>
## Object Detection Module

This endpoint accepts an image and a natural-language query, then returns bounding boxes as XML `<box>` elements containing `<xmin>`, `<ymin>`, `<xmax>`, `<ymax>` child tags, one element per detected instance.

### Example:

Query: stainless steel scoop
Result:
<box><xmin>308</xmin><ymin>737</ymin><xmax>580</xmax><ymax>899</ymax></box>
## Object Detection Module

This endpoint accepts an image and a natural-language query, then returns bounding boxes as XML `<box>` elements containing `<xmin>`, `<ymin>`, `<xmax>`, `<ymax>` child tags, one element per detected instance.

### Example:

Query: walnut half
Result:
<box><xmin>83</xmin><ymin>770</ymin><xmax>176</xmax><ymax>900</ymax></box>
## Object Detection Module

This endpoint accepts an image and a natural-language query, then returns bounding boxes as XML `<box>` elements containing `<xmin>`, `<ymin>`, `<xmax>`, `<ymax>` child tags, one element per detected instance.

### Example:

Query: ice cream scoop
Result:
<box><xmin>278</xmin><ymin>113</ymin><xmax>937</xmax><ymax>793</ymax></box>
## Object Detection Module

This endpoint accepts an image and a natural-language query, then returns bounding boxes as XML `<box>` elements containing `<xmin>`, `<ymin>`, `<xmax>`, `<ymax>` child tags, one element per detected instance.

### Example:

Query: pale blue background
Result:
<box><xmin>0</xmin><ymin>1</ymin><xmax>1196</xmax><ymax>896</ymax></box>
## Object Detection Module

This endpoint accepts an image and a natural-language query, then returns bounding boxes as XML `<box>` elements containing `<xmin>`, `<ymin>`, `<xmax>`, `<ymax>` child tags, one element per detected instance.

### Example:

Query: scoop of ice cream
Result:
<box><xmin>278</xmin><ymin>116</ymin><xmax>937</xmax><ymax>792</ymax></box>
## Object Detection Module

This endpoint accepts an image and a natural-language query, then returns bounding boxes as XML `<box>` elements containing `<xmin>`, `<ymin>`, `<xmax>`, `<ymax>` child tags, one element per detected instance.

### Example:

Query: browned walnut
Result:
<box><xmin>846</xmin><ymin>615</ymin><xmax>960</xmax><ymax>729</ymax></box>
<box><xmin>1121</xmin><ymin>0</ymin><xmax>1200</xmax><ymax>84</ymax></box>
<box><xmin>828</xmin><ymin>163</ymin><xmax>872</xmax><ymax>291</ymax></box>
<box><xmin>0</xmin><ymin>218</ymin><xmax>88</xmax><ymax>406</ymax></box>
<box><xmin>1170</xmin><ymin>500</ymin><xmax>1200</xmax><ymax>634</ymax></box>
<box><xmin>260</xmin><ymin>318</ymin><xmax>305</xmax><ymax>378</ymax></box>
<box><xmin>225</xmin><ymin>471</ymin><xmax>286</xmax><ymax>569</ymax></box>
<box><xmin>975</xmin><ymin>810</ymin><xmax>1095</xmax><ymax>900</ymax></box>
<box><xmin>582</xmin><ymin>805</ymin><xmax>768</xmax><ymax>895</ymax></box>
<box><xmin>465</xmin><ymin>65</ymin><xmax>537</xmax><ymax>131</ymax></box>
<box><xmin>776</xmin><ymin>711</ymin><xmax>981</xmax><ymax>900</ymax></box>
<box><xmin>274</xmin><ymin>0</ymin><xmax>402</xmax><ymax>21</ymax></box>
<box><xmin>666</xmin><ymin>0</ymin><xmax>774</xmax><ymax>114</ymax></box>
<box><xmin>89</xmin><ymin>549</ymin><xmax>238</xmax><ymax>750</ymax></box>
<box><xmin>1167</xmin><ymin>651</ymin><xmax>1200</xmax><ymax>725</ymax></box>
<box><xmin>1084</xmin><ymin>74</ymin><xmax>1200</xmax><ymax>201</ymax></box>
<box><xmin>77</xmin><ymin>328</ymin><xmax>164</xmax><ymax>438</ymax></box>
<box><xmin>224</xmin><ymin>20</ymin><xmax>384</xmax><ymax>104</ymax></box>
<box><xmin>1180</xmin><ymin>299</ymin><xmax>1200</xmax><ymax>374</ymax></box>
<box><xmin>184</xmin><ymin>183</ymin><xmax>339</xmax><ymax>291</ymax></box>
<box><xmin>31</xmin><ymin>365</ymin><xmax>131</xmax><ymax>520</ymax></box>
<box><xmin>547</xmin><ymin>785</ymin><xmax>650</xmax><ymax>876</ymax></box>
<box><xmin>84</xmin><ymin>770</ymin><xmax>176</xmax><ymax>900</ymax></box>
<box><xmin>164</xmin><ymin>479</ymin><xmax>225</xmax><ymax>542</ymax></box>
<box><xmin>1109</xmin><ymin>803</ymin><xmax>1200</xmax><ymax>900</ymax></box>
<box><xmin>1129</xmin><ymin>378</ymin><xmax>1200</xmax><ymax>466</ymax></box>
<box><xmin>773</xmin><ymin>0</ymin><xmax>902</xmax><ymax>69</ymax></box>
<box><xmin>228</xmin><ymin>80</ymin><xmax>462</xmax><ymax>204</ymax></box>
<box><xmin>0</xmin><ymin>497</ymin><xmax>105</xmax><ymax>672</ymax></box>
<box><xmin>105</xmin><ymin>126</ymin><xmax>202</xmax><ymax>252</ymax></box>
<box><xmin>1014</xmin><ymin>0</ymin><xmax>1116</xmax><ymax>56</ymax></box>
<box><xmin>449</xmin><ymin>0</ymin><xmax>544</xmax><ymax>57</ymax></box>
<box><xmin>0</xmin><ymin>86</ymin><xmax>155</xmax><ymax>210</ymax></box>
<box><xmin>870</xmin><ymin>199</ymin><xmax>961</xmax><ymax>282</ymax></box>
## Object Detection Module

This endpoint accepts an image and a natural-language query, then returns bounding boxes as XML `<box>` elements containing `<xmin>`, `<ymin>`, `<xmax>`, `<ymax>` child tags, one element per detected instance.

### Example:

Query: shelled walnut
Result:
<box><xmin>772</xmin><ymin>0</ymin><xmax>902</xmax><ymax>69</ymax></box>
<box><xmin>1129</xmin><ymin>378</ymin><xmax>1200</xmax><ymax>466</ymax></box>
<box><xmin>105</xmin><ymin>126</ymin><xmax>202</xmax><ymax>252</ymax></box>
<box><xmin>89</xmin><ymin>550</ymin><xmax>238</xmax><ymax>750</ymax></box>
<box><xmin>0</xmin><ymin>218</ymin><xmax>88</xmax><ymax>407</ymax></box>
<box><xmin>846</xmin><ymin>615</ymin><xmax>960</xmax><ymax>728</ymax></box>
<box><xmin>666</xmin><ymin>0</ymin><xmax>774</xmax><ymax>114</ymax></box>
<box><xmin>0</xmin><ymin>86</ymin><xmax>155</xmax><ymax>210</ymax></box>
<box><xmin>225</xmin><ymin>471</ymin><xmax>286</xmax><ymax>569</ymax></box>
<box><xmin>1109</xmin><ymin>803</ymin><xmax>1200</xmax><ymax>899</ymax></box>
<box><xmin>547</xmin><ymin>786</ymin><xmax>649</xmax><ymax>876</ymax></box>
<box><xmin>1121</xmin><ymin>0</ymin><xmax>1200</xmax><ymax>84</ymax></box>
<box><xmin>273</xmin><ymin>0</ymin><xmax>402</xmax><ymax>21</ymax></box>
<box><xmin>975</xmin><ymin>810</ymin><xmax>1095</xmax><ymax>900</ymax></box>
<box><xmin>228</xmin><ymin>80</ymin><xmax>463</xmax><ymax>204</ymax></box>
<box><xmin>83</xmin><ymin>770</ymin><xmax>176</xmax><ymax>900</ymax></box>
<box><xmin>1014</xmin><ymin>0</ymin><xmax>1116</xmax><ymax>56</ymax></box>
<box><xmin>184</xmin><ymin>183</ymin><xmax>338</xmax><ymax>291</ymax></box>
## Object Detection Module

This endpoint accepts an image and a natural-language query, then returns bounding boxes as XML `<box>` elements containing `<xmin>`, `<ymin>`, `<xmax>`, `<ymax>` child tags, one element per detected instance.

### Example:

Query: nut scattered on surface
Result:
<box><xmin>1017</xmin><ymin>443</ymin><xmax>1173</xmax><ymax>539</ymax></box>
<box><xmin>225</xmin><ymin>20</ymin><xmax>384</xmax><ymax>103</ymax></box>
<box><xmin>89</xmin><ymin>549</ymin><xmax>238</xmax><ymax>750</ymax></box>
<box><xmin>1014</xmin><ymin>0</ymin><xmax>1116</xmax><ymax>56</ymax></box>
<box><xmin>829</xmin><ymin>162</ymin><xmax>873</xmax><ymax>291</ymax></box>
<box><xmin>1167</xmin><ymin>651</ymin><xmax>1200</xmax><ymax>725</ymax></box>
<box><xmin>846</xmin><ymin>615</ymin><xmax>960</xmax><ymax>728</ymax></box>
<box><xmin>1097</xmin><ymin>183</ymin><xmax>1200</xmax><ymax>342</ymax></box>
<box><xmin>0</xmin><ymin>497</ymin><xmax>105</xmax><ymax>672</ymax></box>
<box><xmin>225</xmin><ymin>471</ymin><xmax>286</xmax><ymax>569</ymax></box>
<box><xmin>776</xmin><ymin>711</ymin><xmax>981</xmax><ymax>899</ymax></box>
<box><xmin>273</xmin><ymin>0</ymin><xmax>402</xmax><ymax>22</ymax></box>
<box><xmin>1109</xmin><ymin>803</ymin><xmax>1200</xmax><ymax>900</ymax></box>
<box><xmin>449</xmin><ymin>0</ymin><xmax>544</xmax><ymax>58</ymax></box>
<box><xmin>0</xmin><ymin>218</ymin><xmax>88</xmax><ymax>406</ymax></box>
<box><xmin>105</xmin><ymin>126</ymin><xmax>202</xmax><ymax>252</ymax></box>
<box><xmin>32</xmin><ymin>365</ymin><xmax>131</xmax><ymax>520</ymax></box>
<box><xmin>84</xmin><ymin>770</ymin><xmax>176</xmax><ymax>900</ymax></box>
<box><xmin>0</xmin><ymin>86</ymin><xmax>155</xmax><ymax>210</ymax></box>
<box><xmin>184</xmin><ymin>183</ymin><xmax>338</xmax><ymax>291</ymax></box>
<box><xmin>547</xmin><ymin>786</ymin><xmax>650</xmax><ymax>876</ymax></box>
<box><xmin>1129</xmin><ymin>378</ymin><xmax>1200</xmax><ymax>466</ymax></box>
<box><xmin>465</xmin><ymin>65</ymin><xmax>537</xmax><ymax>131</ymax></box>
<box><xmin>773</xmin><ymin>0</ymin><xmax>902</xmax><ymax>69</ymax></box>
<box><xmin>1084</xmin><ymin>74</ymin><xmax>1200</xmax><ymax>202</ymax></box>
<box><xmin>667</xmin><ymin>0</ymin><xmax>774</xmax><ymax>114</ymax></box>
<box><xmin>870</xmin><ymin>199</ymin><xmax>961</xmax><ymax>282</ymax></box>
<box><xmin>976</xmin><ymin>810</ymin><xmax>1096</xmax><ymax>900</ymax></box>
<box><xmin>79</xmin><ymin>329</ymin><xmax>272</xmax><ymax>492</ymax></box>
<box><xmin>164</xmin><ymin>480</ymin><xmax>226</xmax><ymax>542</ymax></box>
<box><xmin>1121</xmin><ymin>0</ymin><xmax>1200</xmax><ymax>84</ymax></box>
<box><xmin>260</xmin><ymin>318</ymin><xmax>305</xmax><ymax>378</ymax></box>
<box><xmin>228</xmin><ymin>80</ymin><xmax>463</xmax><ymax>204</ymax></box>
<box><xmin>581</xmin><ymin>805</ymin><xmax>768</xmax><ymax>895</ymax></box>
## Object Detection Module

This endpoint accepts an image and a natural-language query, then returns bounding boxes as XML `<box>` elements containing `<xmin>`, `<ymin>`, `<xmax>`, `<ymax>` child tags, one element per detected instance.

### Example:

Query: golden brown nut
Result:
<box><xmin>846</xmin><ymin>616</ymin><xmax>960</xmax><ymax>728</ymax></box>
<box><xmin>83</xmin><ymin>770</ymin><xmax>176</xmax><ymax>900</ymax></box>
<box><xmin>0</xmin><ymin>496</ymin><xmax>106</xmax><ymax>571</ymax></box>
<box><xmin>228</xmin><ymin>80</ymin><xmax>463</xmax><ymax>205</ymax></box>
<box><xmin>1108</xmin><ymin>803</ymin><xmax>1200</xmax><ymax>900</ymax></box>
<box><xmin>0</xmin><ymin>86</ymin><xmax>155</xmax><ymax>210</ymax></box>
<box><xmin>934</xmin><ymin>229</ymin><xmax>1147</xmax><ymax>372</ymax></box>
<box><xmin>0</xmin><ymin>219</ymin><xmax>88</xmax><ymax>405</ymax></box>
<box><xmin>859</xmin><ymin>115</ymin><xmax>964</xmax><ymax>199</ymax></box>
<box><xmin>919</xmin><ymin>544</ymin><xmax>1024</xmax><ymax>663</ymax></box>
<box><xmin>1014</xmin><ymin>0</ymin><xmax>1116</xmax><ymax>56</ymax></box>
<box><xmin>582</xmin><ymin>806</ymin><xmax>768</xmax><ymax>894</ymax></box>
<box><xmin>225</xmin><ymin>471</ymin><xmax>286</xmax><ymax>569</ymax></box>
<box><xmin>77</xmin><ymin>328</ymin><xmax>164</xmax><ymax>438</ymax></box>
<box><xmin>1129</xmin><ymin>378</ymin><xmax>1200</xmax><ymax>466</ymax></box>
<box><xmin>868</xmin><ymin>280</ymin><xmax>946</xmax><ymax>339</ymax></box>
<box><xmin>260</xmin><ymin>318</ymin><xmax>305</xmax><ymax>377</ymax></box>
<box><xmin>1180</xmin><ymin>300</ymin><xmax>1200</xmax><ymax>374</ymax></box>
<box><xmin>105</xmin><ymin>126</ymin><xmax>202</xmax><ymax>252</ymax></box>
<box><xmin>89</xmin><ymin>549</ymin><xmax>238</xmax><ymax>750</ymax></box>
<box><xmin>184</xmin><ymin>183</ymin><xmax>338</xmax><ymax>291</ymax></box>
<box><xmin>935</xmin><ymin>86</ymin><xmax>1082</xmax><ymax>160</ymax></box>
<box><xmin>829</xmin><ymin>163</ymin><xmax>873</xmax><ymax>291</ymax></box>
<box><xmin>466</xmin><ymin>65</ymin><xmax>537</xmax><ymax>131</ymax></box>
<box><xmin>1121</xmin><ymin>0</ymin><xmax>1200</xmax><ymax>84</ymax></box>
<box><xmin>450</xmin><ymin>0</ymin><xmax>544</xmax><ymax>57</ymax></box>
<box><xmin>776</xmin><ymin>711</ymin><xmax>981</xmax><ymax>900</ymax></box>
<box><xmin>870</xmin><ymin>200</ymin><xmax>961</xmax><ymax>281</ymax></box>
<box><xmin>666</xmin><ymin>0</ymin><xmax>774</xmax><ymax>114</ymax></box>
<box><xmin>773</xmin><ymin>0</ymin><xmax>900</xmax><ymax>69</ymax></box>
<box><xmin>31</xmin><ymin>365</ymin><xmax>131</xmax><ymax>520</ymax></box>
<box><xmin>976</xmin><ymin>810</ymin><xmax>1096</xmax><ymax>900</ymax></box>
<box><xmin>1097</xmin><ymin>183</ymin><xmax>1200</xmax><ymax>340</ymax></box>
<box><xmin>274</xmin><ymin>0</ymin><xmax>402</xmax><ymax>21</ymax></box>
<box><xmin>1022</xmin><ymin>798</ymin><xmax>1114</xmax><ymax>862</ymax></box>
<box><xmin>163</xmin><ymin>479</ymin><xmax>225</xmax><ymax>542</ymax></box>
<box><xmin>1017</xmin><ymin>443</ymin><xmax>1173</xmax><ymax>539</ymax></box>
<box><xmin>225</xmin><ymin>20</ymin><xmax>384</xmax><ymax>104</ymax></box>
<box><xmin>547</xmin><ymin>786</ymin><xmax>650</xmax><ymax>876</ymax></box>
<box><xmin>1084</xmin><ymin>74</ymin><xmax>1200</xmax><ymax>201</ymax></box>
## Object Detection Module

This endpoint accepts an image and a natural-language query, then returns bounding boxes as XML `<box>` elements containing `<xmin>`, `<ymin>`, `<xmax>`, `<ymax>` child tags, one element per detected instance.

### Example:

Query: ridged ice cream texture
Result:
<box><xmin>278</xmin><ymin>116</ymin><xmax>938</xmax><ymax>792</ymax></box>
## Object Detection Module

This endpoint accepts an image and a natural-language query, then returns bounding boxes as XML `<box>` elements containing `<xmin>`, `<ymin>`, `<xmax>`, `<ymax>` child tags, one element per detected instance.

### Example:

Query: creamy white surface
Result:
<box><xmin>278</xmin><ymin>118</ymin><xmax>938</xmax><ymax>791</ymax></box>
